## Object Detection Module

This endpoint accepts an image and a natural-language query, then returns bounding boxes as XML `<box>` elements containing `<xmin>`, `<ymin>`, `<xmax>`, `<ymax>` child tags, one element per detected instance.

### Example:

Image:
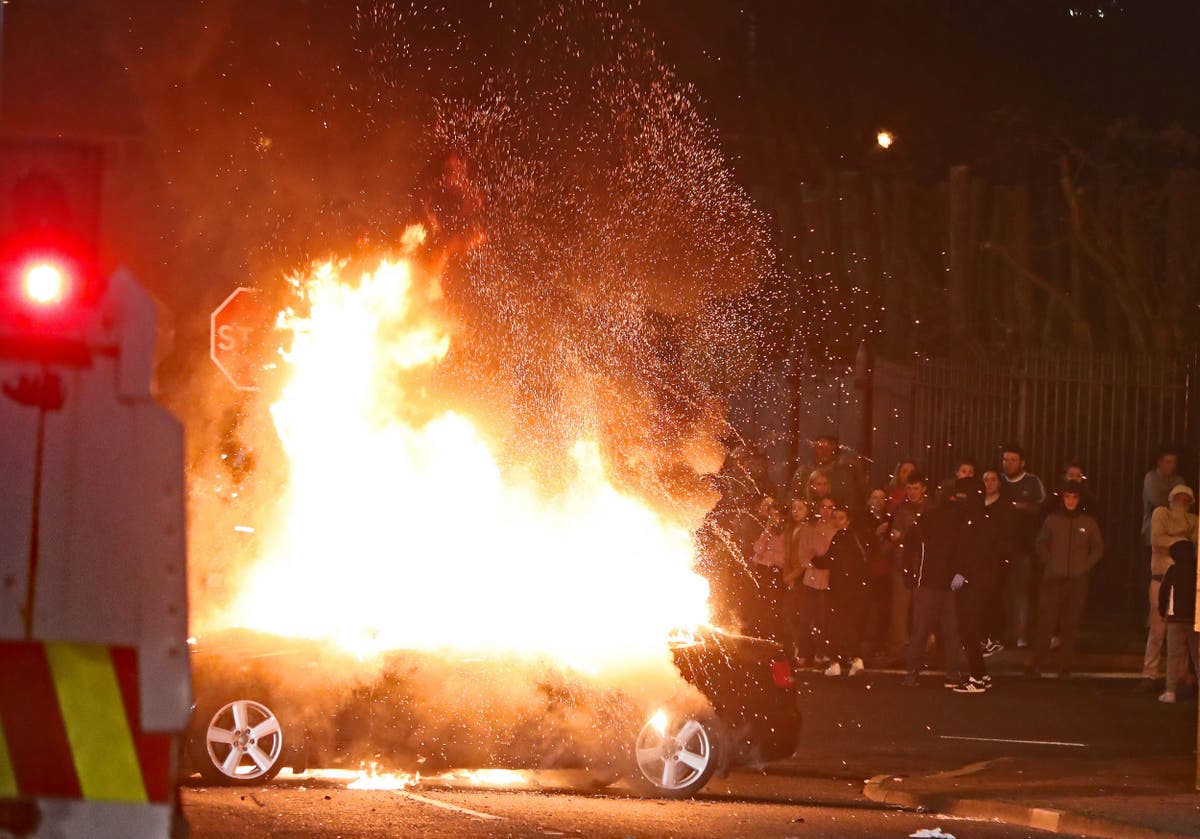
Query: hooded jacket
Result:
<box><xmin>1158</xmin><ymin>540</ymin><xmax>1197</xmax><ymax>624</ymax></box>
<box><xmin>1035</xmin><ymin>497</ymin><xmax>1103</xmax><ymax>580</ymax></box>
<box><xmin>900</xmin><ymin>500</ymin><xmax>965</xmax><ymax>590</ymax></box>
<box><xmin>1150</xmin><ymin>501</ymin><xmax>1198</xmax><ymax>575</ymax></box>
<box><xmin>812</xmin><ymin>527</ymin><xmax>869</xmax><ymax>593</ymax></box>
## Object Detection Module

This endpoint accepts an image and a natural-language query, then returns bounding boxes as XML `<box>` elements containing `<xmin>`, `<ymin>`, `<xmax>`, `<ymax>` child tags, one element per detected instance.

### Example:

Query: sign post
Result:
<box><xmin>209</xmin><ymin>287</ymin><xmax>266</xmax><ymax>391</ymax></box>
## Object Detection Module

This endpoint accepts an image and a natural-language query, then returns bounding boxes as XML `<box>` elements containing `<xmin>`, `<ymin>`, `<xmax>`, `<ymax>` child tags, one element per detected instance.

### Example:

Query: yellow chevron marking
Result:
<box><xmin>0</xmin><ymin>719</ymin><xmax>17</xmax><ymax>798</ymax></box>
<box><xmin>45</xmin><ymin>643</ymin><xmax>147</xmax><ymax>803</ymax></box>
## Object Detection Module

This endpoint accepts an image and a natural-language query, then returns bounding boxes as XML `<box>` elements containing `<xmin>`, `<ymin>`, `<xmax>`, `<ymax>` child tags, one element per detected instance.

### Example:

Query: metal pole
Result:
<box><xmin>23</xmin><ymin>364</ymin><xmax>49</xmax><ymax>640</ymax></box>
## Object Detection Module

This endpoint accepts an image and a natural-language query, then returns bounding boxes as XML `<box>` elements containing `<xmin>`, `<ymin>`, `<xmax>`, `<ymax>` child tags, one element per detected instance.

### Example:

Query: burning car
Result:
<box><xmin>185</xmin><ymin>626</ymin><xmax>799</xmax><ymax>798</ymax></box>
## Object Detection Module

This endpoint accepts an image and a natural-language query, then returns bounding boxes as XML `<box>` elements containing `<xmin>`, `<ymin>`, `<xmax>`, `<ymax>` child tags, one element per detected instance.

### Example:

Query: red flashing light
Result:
<box><xmin>21</xmin><ymin>261</ymin><xmax>69</xmax><ymax>306</ymax></box>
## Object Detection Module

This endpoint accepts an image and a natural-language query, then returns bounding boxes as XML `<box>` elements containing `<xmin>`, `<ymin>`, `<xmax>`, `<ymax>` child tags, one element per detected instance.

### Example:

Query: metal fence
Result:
<box><xmin>874</xmin><ymin>350</ymin><xmax>1200</xmax><ymax>610</ymax></box>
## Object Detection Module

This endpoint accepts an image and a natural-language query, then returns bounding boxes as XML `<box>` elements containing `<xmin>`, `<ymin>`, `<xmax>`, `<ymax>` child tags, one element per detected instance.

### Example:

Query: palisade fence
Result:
<box><xmin>732</xmin><ymin>348</ymin><xmax>1200</xmax><ymax>612</ymax></box>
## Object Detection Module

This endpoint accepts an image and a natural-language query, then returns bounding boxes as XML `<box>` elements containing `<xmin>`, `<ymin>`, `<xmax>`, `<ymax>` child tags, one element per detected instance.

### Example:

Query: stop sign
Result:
<box><xmin>210</xmin><ymin>287</ymin><xmax>267</xmax><ymax>391</ymax></box>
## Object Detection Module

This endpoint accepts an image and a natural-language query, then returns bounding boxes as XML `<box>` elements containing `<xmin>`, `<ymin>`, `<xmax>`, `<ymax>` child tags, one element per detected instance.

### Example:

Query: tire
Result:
<box><xmin>197</xmin><ymin>699</ymin><xmax>286</xmax><ymax>785</ymax></box>
<box><xmin>630</xmin><ymin>710</ymin><xmax>720</xmax><ymax>798</ymax></box>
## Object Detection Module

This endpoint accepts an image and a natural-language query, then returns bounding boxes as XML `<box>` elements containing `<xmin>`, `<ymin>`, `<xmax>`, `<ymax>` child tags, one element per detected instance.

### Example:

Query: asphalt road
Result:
<box><xmin>181</xmin><ymin>667</ymin><xmax>1197</xmax><ymax>837</ymax></box>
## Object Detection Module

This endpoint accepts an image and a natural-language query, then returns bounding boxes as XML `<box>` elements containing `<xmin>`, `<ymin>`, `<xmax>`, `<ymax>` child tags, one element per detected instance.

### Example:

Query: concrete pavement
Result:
<box><xmin>864</xmin><ymin>755</ymin><xmax>1200</xmax><ymax>838</ymax></box>
<box><xmin>783</xmin><ymin>646</ymin><xmax>1200</xmax><ymax>838</ymax></box>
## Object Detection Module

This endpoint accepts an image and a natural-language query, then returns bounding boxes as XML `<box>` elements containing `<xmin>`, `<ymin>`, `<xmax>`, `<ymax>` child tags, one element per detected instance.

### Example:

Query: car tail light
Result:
<box><xmin>770</xmin><ymin>659</ymin><xmax>793</xmax><ymax>688</ymax></box>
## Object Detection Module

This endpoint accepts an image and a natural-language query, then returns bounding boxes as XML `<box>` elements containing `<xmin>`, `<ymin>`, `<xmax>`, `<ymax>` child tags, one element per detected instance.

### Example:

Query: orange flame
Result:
<box><xmin>222</xmin><ymin>227</ymin><xmax>710</xmax><ymax>668</ymax></box>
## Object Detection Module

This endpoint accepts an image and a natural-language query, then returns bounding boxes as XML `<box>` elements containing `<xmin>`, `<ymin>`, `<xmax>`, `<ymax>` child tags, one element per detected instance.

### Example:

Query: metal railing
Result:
<box><xmin>899</xmin><ymin>349</ymin><xmax>1199</xmax><ymax>609</ymax></box>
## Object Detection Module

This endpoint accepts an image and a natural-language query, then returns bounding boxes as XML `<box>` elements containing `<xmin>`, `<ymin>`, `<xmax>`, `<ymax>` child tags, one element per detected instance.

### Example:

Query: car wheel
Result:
<box><xmin>632</xmin><ymin>711</ymin><xmax>719</xmax><ymax>798</ymax></box>
<box><xmin>199</xmin><ymin>699</ymin><xmax>286</xmax><ymax>785</ymax></box>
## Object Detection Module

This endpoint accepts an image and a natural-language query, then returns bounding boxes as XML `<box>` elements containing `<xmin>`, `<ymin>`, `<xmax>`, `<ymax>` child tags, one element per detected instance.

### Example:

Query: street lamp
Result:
<box><xmin>877</xmin><ymin>130</ymin><xmax>895</xmax><ymax>150</ymax></box>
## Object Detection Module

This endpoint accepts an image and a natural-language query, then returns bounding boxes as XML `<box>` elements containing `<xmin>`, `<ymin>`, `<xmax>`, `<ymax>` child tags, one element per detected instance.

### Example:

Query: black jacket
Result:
<box><xmin>812</xmin><ymin>528</ymin><xmax>869</xmax><ymax>593</ymax></box>
<box><xmin>954</xmin><ymin>496</ymin><xmax>1014</xmax><ymax>586</ymax></box>
<box><xmin>1159</xmin><ymin>541</ymin><xmax>1197</xmax><ymax>624</ymax></box>
<box><xmin>900</xmin><ymin>502</ymin><xmax>966</xmax><ymax>590</ymax></box>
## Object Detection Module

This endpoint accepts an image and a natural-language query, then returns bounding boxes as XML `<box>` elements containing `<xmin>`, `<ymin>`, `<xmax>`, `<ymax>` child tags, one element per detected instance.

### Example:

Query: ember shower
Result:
<box><xmin>184</xmin><ymin>1</ymin><xmax>783</xmax><ymax>664</ymax></box>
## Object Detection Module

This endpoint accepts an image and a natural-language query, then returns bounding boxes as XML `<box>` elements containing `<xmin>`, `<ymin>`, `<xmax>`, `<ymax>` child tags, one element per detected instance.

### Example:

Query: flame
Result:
<box><xmin>430</xmin><ymin>768</ymin><xmax>529</xmax><ymax>787</ymax></box>
<box><xmin>299</xmin><ymin>766</ymin><xmax>419</xmax><ymax>790</ymax></box>
<box><xmin>301</xmin><ymin>766</ymin><xmax>531</xmax><ymax>791</ymax></box>
<box><xmin>648</xmin><ymin>708</ymin><xmax>668</xmax><ymax>736</ymax></box>
<box><xmin>222</xmin><ymin>230</ymin><xmax>711</xmax><ymax>668</ymax></box>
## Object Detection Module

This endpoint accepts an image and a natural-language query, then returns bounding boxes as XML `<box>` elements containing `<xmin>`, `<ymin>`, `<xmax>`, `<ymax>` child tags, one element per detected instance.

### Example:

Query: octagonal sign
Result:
<box><xmin>210</xmin><ymin>287</ymin><xmax>267</xmax><ymax>391</ymax></box>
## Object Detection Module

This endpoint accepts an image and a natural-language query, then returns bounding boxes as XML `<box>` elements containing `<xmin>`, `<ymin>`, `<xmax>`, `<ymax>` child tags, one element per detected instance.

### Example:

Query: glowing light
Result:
<box><xmin>431</xmin><ymin>768</ymin><xmax>529</xmax><ymax>787</ymax></box>
<box><xmin>22</xmin><ymin>262</ymin><xmax>67</xmax><ymax>305</ymax></box>
<box><xmin>649</xmin><ymin>708</ymin><xmax>668</xmax><ymax>735</ymax></box>
<box><xmin>221</xmin><ymin>232</ymin><xmax>710</xmax><ymax>669</ymax></box>
<box><xmin>876</xmin><ymin>130</ymin><xmax>895</xmax><ymax>150</ymax></box>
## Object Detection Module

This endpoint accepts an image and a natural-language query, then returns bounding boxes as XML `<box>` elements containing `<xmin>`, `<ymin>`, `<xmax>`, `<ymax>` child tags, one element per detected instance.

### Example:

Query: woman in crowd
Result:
<box><xmin>749</xmin><ymin>497</ymin><xmax>788</xmax><ymax>643</ymax></box>
<box><xmin>812</xmin><ymin>506</ymin><xmax>870</xmax><ymax>676</ymax></box>
<box><xmin>785</xmin><ymin>496</ymin><xmax>838</xmax><ymax>665</ymax></box>
<box><xmin>806</xmin><ymin>470</ymin><xmax>834</xmax><ymax>508</ymax></box>
<box><xmin>782</xmin><ymin>497</ymin><xmax>811</xmax><ymax>661</ymax></box>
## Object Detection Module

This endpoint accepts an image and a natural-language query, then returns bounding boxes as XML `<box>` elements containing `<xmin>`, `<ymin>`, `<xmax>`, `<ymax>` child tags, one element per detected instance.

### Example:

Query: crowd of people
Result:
<box><xmin>704</xmin><ymin>436</ymin><xmax>1198</xmax><ymax>697</ymax></box>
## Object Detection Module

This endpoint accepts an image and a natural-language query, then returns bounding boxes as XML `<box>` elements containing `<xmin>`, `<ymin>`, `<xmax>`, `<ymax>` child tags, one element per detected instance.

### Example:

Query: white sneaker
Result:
<box><xmin>824</xmin><ymin>661</ymin><xmax>842</xmax><ymax>677</ymax></box>
<box><xmin>848</xmin><ymin>657</ymin><xmax>865</xmax><ymax>676</ymax></box>
<box><xmin>1158</xmin><ymin>691</ymin><xmax>1177</xmax><ymax>703</ymax></box>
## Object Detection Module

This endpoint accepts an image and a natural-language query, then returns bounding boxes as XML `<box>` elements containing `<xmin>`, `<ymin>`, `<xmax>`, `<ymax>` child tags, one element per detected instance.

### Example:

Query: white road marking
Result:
<box><xmin>938</xmin><ymin>735</ymin><xmax>1087</xmax><ymax>747</ymax></box>
<box><xmin>869</xmin><ymin>667</ymin><xmax>1139</xmax><ymax>679</ymax></box>
<box><xmin>392</xmin><ymin>789</ymin><xmax>504</xmax><ymax>821</ymax></box>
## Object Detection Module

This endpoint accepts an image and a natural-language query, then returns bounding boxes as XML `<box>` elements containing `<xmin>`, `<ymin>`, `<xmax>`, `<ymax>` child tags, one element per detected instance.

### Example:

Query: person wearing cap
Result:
<box><xmin>1141</xmin><ymin>484</ymin><xmax>1198</xmax><ymax>690</ymax></box>
<box><xmin>1157</xmin><ymin>539</ymin><xmax>1198</xmax><ymax>703</ymax></box>
<box><xmin>1026</xmin><ymin>481</ymin><xmax>1104</xmax><ymax>679</ymax></box>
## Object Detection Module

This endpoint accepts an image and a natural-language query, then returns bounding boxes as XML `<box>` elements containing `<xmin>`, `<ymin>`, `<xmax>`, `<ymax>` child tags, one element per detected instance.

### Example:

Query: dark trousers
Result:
<box><xmin>906</xmin><ymin>587</ymin><xmax>966</xmax><ymax>679</ymax></box>
<box><xmin>956</xmin><ymin>581</ymin><xmax>989</xmax><ymax>679</ymax></box>
<box><xmin>828</xmin><ymin>586</ymin><xmax>864</xmax><ymax>663</ymax></box>
<box><xmin>984</xmin><ymin>558</ymin><xmax>1010</xmax><ymax>642</ymax></box>
<box><xmin>792</xmin><ymin>585</ymin><xmax>829</xmax><ymax>661</ymax></box>
<box><xmin>864</xmin><ymin>574</ymin><xmax>892</xmax><ymax>653</ymax></box>
<box><xmin>1031</xmin><ymin>574</ymin><xmax>1090</xmax><ymax>673</ymax></box>
<box><xmin>748</xmin><ymin>567</ymin><xmax>785</xmax><ymax>643</ymax></box>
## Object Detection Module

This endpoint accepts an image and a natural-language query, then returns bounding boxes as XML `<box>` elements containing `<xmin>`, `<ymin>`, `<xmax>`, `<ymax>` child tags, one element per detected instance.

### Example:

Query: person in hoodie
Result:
<box><xmin>900</xmin><ymin>488</ymin><xmax>968</xmax><ymax>687</ymax></box>
<box><xmin>1026</xmin><ymin>481</ymin><xmax>1104</xmax><ymax>679</ymax></box>
<box><xmin>979</xmin><ymin>469</ymin><xmax>1017</xmax><ymax>656</ymax></box>
<box><xmin>1142</xmin><ymin>484</ymin><xmax>1198</xmax><ymax>691</ymax></box>
<box><xmin>1157</xmin><ymin>539</ymin><xmax>1198</xmax><ymax>704</ymax></box>
<box><xmin>812</xmin><ymin>506</ymin><xmax>870</xmax><ymax>676</ymax></box>
<box><xmin>949</xmin><ymin>477</ymin><xmax>994</xmax><ymax>692</ymax></box>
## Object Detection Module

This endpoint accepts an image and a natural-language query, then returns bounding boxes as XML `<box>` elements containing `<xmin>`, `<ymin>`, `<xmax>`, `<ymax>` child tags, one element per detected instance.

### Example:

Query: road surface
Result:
<box><xmin>182</xmin><ymin>668</ymin><xmax>1190</xmax><ymax>837</ymax></box>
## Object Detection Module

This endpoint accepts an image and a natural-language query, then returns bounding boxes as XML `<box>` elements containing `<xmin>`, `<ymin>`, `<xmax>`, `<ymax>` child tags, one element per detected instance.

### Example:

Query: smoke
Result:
<box><xmin>359</xmin><ymin>0</ymin><xmax>778</xmax><ymax>514</ymax></box>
